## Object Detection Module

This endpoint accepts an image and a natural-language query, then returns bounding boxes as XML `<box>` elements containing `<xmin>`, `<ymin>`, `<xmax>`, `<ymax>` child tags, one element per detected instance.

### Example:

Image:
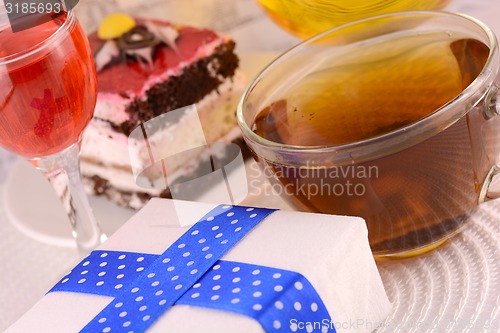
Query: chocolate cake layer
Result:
<box><xmin>118</xmin><ymin>40</ymin><xmax>239</xmax><ymax>136</ymax></box>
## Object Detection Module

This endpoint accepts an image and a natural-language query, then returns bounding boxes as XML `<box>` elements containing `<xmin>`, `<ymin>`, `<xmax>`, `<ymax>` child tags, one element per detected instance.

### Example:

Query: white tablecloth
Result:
<box><xmin>1</xmin><ymin>0</ymin><xmax>500</xmax><ymax>331</ymax></box>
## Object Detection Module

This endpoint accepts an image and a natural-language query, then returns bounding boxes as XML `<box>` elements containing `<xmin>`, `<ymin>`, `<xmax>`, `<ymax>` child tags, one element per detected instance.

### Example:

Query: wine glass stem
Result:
<box><xmin>30</xmin><ymin>142</ymin><xmax>107</xmax><ymax>253</ymax></box>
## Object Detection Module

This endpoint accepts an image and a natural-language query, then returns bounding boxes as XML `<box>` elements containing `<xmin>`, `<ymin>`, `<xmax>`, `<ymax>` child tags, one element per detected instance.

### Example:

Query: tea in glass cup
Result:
<box><xmin>237</xmin><ymin>12</ymin><xmax>500</xmax><ymax>258</ymax></box>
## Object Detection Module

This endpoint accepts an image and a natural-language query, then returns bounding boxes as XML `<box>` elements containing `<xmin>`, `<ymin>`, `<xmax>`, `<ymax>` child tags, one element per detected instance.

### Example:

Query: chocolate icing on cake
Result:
<box><xmin>118</xmin><ymin>41</ymin><xmax>238</xmax><ymax>136</ymax></box>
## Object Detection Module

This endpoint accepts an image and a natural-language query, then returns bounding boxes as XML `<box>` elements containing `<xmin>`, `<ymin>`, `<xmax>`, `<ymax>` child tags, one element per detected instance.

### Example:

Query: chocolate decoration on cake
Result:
<box><xmin>94</xmin><ymin>20</ymin><xmax>180</xmax><ymax>72</ymax></box>
<box><xmin>118</xmin><ymin>26</ymin><xmax>160</xmax><ymax>50</ymax></box>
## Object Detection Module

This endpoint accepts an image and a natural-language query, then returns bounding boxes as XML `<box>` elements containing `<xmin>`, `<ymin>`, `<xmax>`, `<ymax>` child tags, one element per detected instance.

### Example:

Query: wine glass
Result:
<box><xmin>0</xmin><ymin>8</ymin><xmax>106</xmax><ymax>252</ymax></box>
<box><xmin>255</xmin><ymin>0</ymin><xmax>451</xmax><ymax>39</ymax></box>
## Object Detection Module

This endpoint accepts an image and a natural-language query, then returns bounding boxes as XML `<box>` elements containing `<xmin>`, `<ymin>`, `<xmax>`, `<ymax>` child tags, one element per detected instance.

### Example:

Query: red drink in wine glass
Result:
<box><xmin>0</xmin><ymin>10</ymin><xmax>105</xmax><ymax>252</ymax></box>
<box><xmin>0</xmin><ymin>12</ymin><xmax>96</xmax><ymax>157</ymax></box>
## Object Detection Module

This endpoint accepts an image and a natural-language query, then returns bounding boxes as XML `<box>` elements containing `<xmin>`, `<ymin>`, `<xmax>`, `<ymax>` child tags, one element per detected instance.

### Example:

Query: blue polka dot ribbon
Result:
<box><xmin>49</xmin><ymin>205</ymin><xmax>334</xmax><ymax>333</ymax></box>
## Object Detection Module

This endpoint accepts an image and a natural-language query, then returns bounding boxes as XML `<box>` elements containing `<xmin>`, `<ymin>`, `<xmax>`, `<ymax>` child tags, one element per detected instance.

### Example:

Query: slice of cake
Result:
<box><xmin>80</xmin><ymin>14</ymin><xmax>246</xmax><ymax>209</ymax></box>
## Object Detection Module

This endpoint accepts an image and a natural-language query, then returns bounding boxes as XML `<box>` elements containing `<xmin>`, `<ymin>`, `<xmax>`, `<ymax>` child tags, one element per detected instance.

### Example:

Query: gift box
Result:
<box><xmin>7</xmin><ymin>199</ymin><xmax>391</xmax><ymax>333</ymax></box>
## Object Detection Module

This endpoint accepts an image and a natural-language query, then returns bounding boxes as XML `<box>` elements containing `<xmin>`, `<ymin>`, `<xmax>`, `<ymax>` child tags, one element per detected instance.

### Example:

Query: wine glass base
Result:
<box><xmin>3</xmin><ymin>158</ymin><xmax>134</xmax><ymax>248</ymax></box>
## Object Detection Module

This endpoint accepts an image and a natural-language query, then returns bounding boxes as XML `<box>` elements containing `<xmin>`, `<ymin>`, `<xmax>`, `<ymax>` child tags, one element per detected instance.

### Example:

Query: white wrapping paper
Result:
<box><xmin>7</xmin><ymin>198</ymin><xmax>391</xmax><ymax>333</ymax></box>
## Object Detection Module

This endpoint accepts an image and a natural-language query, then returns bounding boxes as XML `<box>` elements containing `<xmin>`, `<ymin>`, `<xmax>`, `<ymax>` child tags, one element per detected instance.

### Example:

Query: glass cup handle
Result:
<box><xmin>480</xmin><ymin>84</ymin><xmax>500</xmax><ymax>203</ymax></box>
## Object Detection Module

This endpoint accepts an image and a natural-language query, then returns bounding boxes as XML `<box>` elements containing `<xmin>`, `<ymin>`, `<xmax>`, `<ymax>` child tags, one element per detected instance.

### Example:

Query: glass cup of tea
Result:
<box><xmin>255</xmin><ymin>0</ymin><xmax>451</xmax><ymax>39</ymax></box>
<box><xmin>0</xmin><ymin>7</ymin><xmax>105</xmax><ymax>252</ymax></box>
<box><xmin>237</xmin><ymin>11</ymin><xmax>500</xmax><ymax>259</ymax></box>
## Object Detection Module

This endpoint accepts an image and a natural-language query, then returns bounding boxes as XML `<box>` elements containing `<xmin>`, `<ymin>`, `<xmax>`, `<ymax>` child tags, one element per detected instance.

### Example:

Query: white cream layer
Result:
<box><xmin>81</xmin><ymin>71</ymin><xmax>246</xmax><ymax>198</ymax></box>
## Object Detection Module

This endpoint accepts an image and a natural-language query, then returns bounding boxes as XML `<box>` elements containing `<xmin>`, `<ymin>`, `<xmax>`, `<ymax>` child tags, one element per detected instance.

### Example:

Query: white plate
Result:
<box><xmin>4</xmin><ymin>158</ymin><xmax>135</xmax><ymax>247</ymax></box>
<box><xmin>3</xmin><ymin>1</ymin><xmax>500</xmax><ymax>332</ymax></box>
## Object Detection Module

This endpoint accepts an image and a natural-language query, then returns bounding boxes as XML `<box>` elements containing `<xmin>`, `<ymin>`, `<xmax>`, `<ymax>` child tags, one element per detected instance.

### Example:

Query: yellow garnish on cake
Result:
<box><xmin>98</xmin><ymin>13</ymin><xmax>136</xmax><ymax>40</ymax></box>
